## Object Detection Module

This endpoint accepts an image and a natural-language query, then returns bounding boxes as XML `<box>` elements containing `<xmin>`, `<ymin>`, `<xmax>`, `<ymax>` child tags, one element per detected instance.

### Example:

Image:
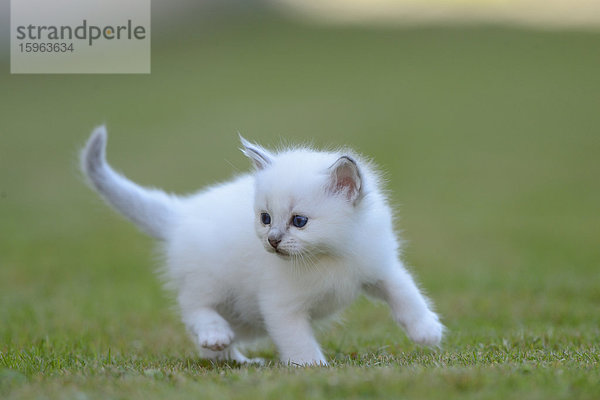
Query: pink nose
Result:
<box><xmin>268</xmin><ymin>237</ymin><xmax>281</xmax><ymax>249</ymax></box>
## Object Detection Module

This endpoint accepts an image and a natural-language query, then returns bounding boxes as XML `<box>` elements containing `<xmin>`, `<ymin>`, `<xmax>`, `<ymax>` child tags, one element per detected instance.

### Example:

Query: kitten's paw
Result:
<box><xmin>231</xmin><ymin>351</ymin><xmax>265</xmax><ymax>365</ymax></box>
<box><xmin>196</xmin><ymin>325</ymin><xmax>234</xmax><ymax>351</ymax></box>
<box><xmin>405</xmin><ymin>311</ymin><xmax>444</xmax><ymax>347</ymax></box>
<box><xmin>201</xmin><ymin>346</ymin><xmax>265</xmax><ymax>364</ymax></box>
<box><xmin>247</xmin><ymin>357</ymin><xmax>266</xmax><ymax>365</ymax></box>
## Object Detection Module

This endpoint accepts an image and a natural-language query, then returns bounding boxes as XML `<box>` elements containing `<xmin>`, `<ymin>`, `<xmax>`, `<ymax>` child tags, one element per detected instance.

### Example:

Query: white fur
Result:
<box><xmin>81</xmin><ymin>126</ymin><xmax>443</xmax><ymax>366</ymax></box>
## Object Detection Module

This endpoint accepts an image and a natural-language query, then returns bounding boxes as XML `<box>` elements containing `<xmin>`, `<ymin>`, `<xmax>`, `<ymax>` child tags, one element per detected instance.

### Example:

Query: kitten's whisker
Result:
<box><xmin>300</xmin><ymin>250</ymin><xmax>319</xmax><ymax>273</ymax></box>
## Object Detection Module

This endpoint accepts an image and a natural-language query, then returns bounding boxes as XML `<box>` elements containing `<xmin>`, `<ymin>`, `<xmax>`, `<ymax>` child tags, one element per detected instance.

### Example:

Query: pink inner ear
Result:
<box><xmin>336</xmin><ymin>176</ymin><xmax>357</xmax><ymax>200</ymax></box>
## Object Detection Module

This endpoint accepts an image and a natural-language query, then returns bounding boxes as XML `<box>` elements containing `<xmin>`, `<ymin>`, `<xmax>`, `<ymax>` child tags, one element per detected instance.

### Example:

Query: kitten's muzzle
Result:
<box><xmin>268</xmin><ymin>230</ymin><xmax>283</xmax><ymax>249</ymax></box>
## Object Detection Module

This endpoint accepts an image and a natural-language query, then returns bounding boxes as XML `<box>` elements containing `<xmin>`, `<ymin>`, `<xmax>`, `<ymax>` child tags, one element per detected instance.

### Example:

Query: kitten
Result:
<box><xmin>81</xmin><ymin>126</ymin><xmax>443</xmax><ymax>366</ymax></box>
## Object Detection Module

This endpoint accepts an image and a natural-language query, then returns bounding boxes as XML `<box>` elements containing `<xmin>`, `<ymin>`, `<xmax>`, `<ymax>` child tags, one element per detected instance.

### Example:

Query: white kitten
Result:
<box><xmin>81</xmin><ymin>126</ymin><xmax>443</xmax><ymax>366</ymax></box>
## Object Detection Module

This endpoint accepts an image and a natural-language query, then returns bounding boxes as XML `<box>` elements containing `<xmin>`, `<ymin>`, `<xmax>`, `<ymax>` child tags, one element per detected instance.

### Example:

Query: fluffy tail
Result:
<box><xmin>80</xmin><ymin>126</ymin><xmax>177</xmax><ymax>240</ymax></box>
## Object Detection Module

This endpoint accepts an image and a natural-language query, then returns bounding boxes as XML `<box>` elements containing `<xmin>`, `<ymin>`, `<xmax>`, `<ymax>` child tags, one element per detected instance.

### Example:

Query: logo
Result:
<box><xmin>11</xmin><ymin>0</ymin><xmax>151</xmax><ymax>74</ymax></box>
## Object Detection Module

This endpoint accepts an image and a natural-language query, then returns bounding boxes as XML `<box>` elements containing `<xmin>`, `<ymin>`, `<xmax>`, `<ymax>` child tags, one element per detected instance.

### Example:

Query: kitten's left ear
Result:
<box><xmin>239</xmin><ymin>135</ymin><xmax>273</xmax><ymax>170</ymax></box>
<box><xmin>328</xmin><ymin>156</ymin><xmax>362</xmax><ymax>203</ymax></box>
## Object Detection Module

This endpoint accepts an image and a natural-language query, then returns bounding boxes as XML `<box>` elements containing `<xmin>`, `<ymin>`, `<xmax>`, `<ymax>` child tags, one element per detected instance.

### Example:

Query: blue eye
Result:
<box><xmin>292</xmin><ymin>215</ymin><xmax>308</xmax><ymax>228</ymax></box>
<box><xmin>260</xmin><ymin>212</ymin><xmax>271</xmax><ymax>225</ymax></box>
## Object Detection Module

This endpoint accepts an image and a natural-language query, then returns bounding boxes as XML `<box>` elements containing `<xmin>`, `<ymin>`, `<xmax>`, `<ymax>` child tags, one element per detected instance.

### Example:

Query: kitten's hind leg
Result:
<box><xmin>200</xmin><ymin>346</ymin><xmax>265</xmax><ymax>365</ymax></box>
<box><xmin>229</xmin><ymin>347</ymin><xmax>265</xmax><ymax>365</ymax></box>
<box><xmin>365</xmin><ymin>260</ymin><xmax>444</xmax><ymax>347</ymax></box>
<box><xmin>185</xmin><ymin>308</ymin><xmax>235</xmax><ymax>352</ymax></box>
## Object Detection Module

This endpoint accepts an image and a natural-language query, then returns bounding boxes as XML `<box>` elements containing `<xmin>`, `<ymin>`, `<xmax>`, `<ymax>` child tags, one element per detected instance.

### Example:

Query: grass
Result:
<box><xmin>1</xmin><ymin>13</ymin><xmax>599</xmax><ymax>399</ymax></box>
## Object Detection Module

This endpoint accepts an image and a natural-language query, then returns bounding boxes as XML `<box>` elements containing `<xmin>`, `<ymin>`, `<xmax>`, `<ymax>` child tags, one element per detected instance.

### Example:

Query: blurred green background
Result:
<box><xmin>1</xmin><ymin>5</ymin><xmax>599</xmax><ymax>399</ymax></box>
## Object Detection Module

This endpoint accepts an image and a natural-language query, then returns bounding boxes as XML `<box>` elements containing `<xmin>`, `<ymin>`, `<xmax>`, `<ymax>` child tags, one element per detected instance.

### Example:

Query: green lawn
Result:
<box><xmin>1</xmin><ymin>14</ymin><xmax>599</xmax><ymax>399</ymax></box>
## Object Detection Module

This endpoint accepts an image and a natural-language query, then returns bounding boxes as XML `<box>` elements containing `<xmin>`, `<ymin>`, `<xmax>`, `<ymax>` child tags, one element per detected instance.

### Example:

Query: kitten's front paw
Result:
<box><xmin>196</xmin><ymin>325</ymin><xmax>234</xmax><ymax>351</ymax></box>
<box><xmin>405</xmin><ymin>311</ymin><xmax>444</xmax><ymax>347</ymax></box>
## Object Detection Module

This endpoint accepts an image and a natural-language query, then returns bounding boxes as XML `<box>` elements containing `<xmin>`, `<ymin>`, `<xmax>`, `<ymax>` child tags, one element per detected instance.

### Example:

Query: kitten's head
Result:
<box><xmin>241</xmin><ymin>137</ymin><xmax>366</xmax><ymax>260</ymax></box>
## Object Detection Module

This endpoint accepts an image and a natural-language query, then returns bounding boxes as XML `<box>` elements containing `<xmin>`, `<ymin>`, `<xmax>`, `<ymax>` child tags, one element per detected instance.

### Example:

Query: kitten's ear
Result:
<box><xmin>328</xmin><ymin>156</ymin><xmax>362</xmax><ymax>203</ymax></box>
<box><xmin>239</xmin><ymin>135</ymin><xmax>273</xmax><ymax>170</ymax></box>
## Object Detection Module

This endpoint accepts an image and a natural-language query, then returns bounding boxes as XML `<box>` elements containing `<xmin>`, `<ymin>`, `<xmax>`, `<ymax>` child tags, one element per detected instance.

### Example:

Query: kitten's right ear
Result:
<box><xmin>239</xmin><ymin>135</ymin><xmax>273</xmax><ymax>170</ymax></box>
